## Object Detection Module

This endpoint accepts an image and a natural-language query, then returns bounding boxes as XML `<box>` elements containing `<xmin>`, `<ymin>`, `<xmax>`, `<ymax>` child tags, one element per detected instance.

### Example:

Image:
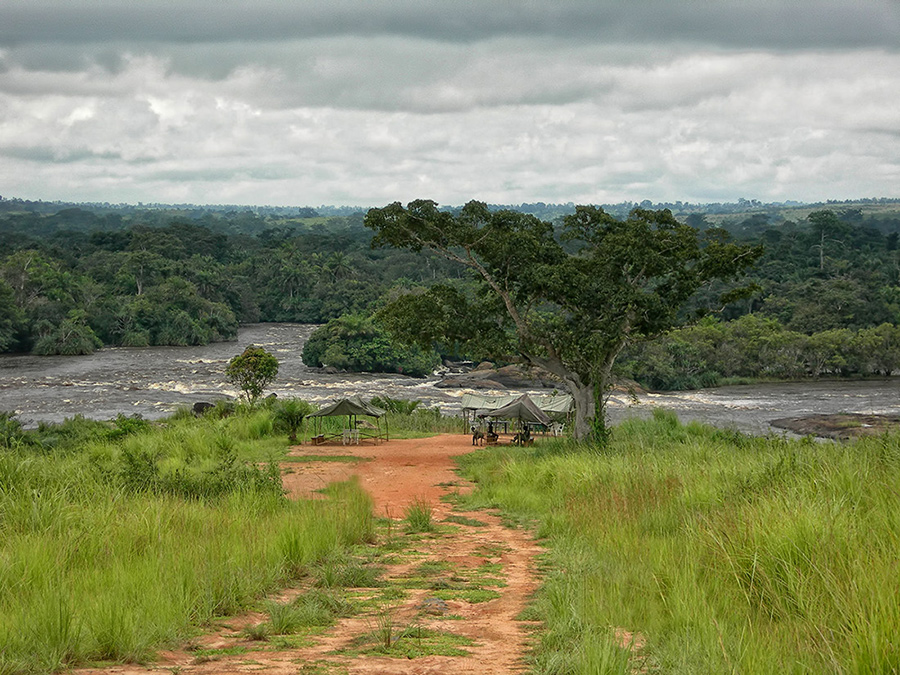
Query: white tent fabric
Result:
<box><xmin>460</xmin><ymin>392</ymin><xmax>573</xmax><ymax>420</ymax></box>
<box><xmin>477</xmin><ymin>394</ymin><xmax>553</xmax><ymax>426</ymax></box>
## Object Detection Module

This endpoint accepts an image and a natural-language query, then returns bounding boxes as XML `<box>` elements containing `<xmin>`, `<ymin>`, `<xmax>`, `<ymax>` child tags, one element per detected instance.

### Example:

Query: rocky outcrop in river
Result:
<box><xmin>435</xmin><ymin>361</ymin><xmax>563</xmax><ymax>390</ymax></box>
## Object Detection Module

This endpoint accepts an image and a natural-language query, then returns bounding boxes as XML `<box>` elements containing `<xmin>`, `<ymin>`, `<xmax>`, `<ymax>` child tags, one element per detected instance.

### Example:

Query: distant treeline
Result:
<box><xmin>0</xmin><ymin>210</ymin><xmax>460</xmax><ymax>354</ymax></box>
<box><xmin>2</xmin><ymin>200</ymin><xmax>900</xmax><ymax>390</ymax></box>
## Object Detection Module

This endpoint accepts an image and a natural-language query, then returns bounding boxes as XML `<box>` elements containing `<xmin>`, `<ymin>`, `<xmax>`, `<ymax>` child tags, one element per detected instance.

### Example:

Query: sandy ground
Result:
<box><xmin>74</xmin><ymin>434</ymin><xmax>541</xmax><ymax>675</ymax></box>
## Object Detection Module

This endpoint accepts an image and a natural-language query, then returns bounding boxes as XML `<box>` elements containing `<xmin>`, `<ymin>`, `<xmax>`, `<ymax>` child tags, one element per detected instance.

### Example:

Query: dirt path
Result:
<box><xmin>76</xmin><ymin>434</ymin><xmax>541</xmax><ymax>675</ymax></box>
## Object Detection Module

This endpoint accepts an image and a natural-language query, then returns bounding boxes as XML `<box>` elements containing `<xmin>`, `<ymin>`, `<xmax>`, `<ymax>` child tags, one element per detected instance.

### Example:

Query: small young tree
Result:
<box><xmin>273</xmin><ymin>398</ymin><xmax>313</xmax><ymax>443</ymax></box>
<box><xmin>226</xmin><ymin>345</ymin><xmax>279</xmax><ymax>407</ymax></box>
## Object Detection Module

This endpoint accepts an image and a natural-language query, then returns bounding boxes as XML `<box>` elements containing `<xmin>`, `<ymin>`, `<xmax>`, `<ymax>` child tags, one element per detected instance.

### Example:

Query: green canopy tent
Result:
<box><xmin>477</xmin><ymin>394</ymin><xmax>552</xmax><ymax>444</ymax></box>
<box><xmin>461</xmin><ymin>392</ymin><xmax>573</xmax><ymax>426</ymax></box>
<box><xmin>306</xmin><ymin>395</ymin><xmax>388</xmax><ymax>444</ymax></box>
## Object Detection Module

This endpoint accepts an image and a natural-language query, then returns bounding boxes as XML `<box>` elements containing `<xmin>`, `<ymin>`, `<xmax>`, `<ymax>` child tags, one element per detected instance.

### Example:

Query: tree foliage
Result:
<box><xmin>365</xmin><ymin>200</ymin><xmax>762</xmax><ymax>441</ymax></box>
<box><xmin>226</xmin><ymin>345</ymin><xmax>279</xmax><ymax>406</ymax></box>
<box><xmin>301</xmin><ymin>314</ymin><xmax>440</xmax><ymax>377</ymax></box>
<box><xmin>32</xmin><ymin>310</ymin><xmax>103</xmax><ymax>355</ymax></box>
<box><xmin>619</xmin><ymin>316</ymin><xmax>900</xmax><ymax>389</ymax></box>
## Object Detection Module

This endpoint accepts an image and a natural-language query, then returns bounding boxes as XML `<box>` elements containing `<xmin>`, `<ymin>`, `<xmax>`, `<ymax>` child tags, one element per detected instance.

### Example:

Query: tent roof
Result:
<box><xmin>477</xmin><ymin>394</ymin><xmax>553</xmax><ymax>426</ymax></box>
<box><xmin>307</xmin><ymin>395</ymin><xmax>386</xmax><ymax>418</ymax></box>
<box><xmin>461</xmin><ymin>392</ymin><xmax>573</xmax><ymax>418</ymax></box>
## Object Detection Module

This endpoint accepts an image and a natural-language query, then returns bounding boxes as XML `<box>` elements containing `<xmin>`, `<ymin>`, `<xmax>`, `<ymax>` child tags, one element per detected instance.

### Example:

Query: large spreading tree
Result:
<box><xmin>365</xmin><ymin>200</ymin><xmax>762</xmax><ymax>442</ymax></box>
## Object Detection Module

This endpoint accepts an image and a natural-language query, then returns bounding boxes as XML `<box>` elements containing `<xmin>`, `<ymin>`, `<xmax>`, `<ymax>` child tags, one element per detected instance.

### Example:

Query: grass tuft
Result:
<box><xmin>403</xmin><ymin>498</ymin><xmax>434</xmax><ymax>533</ymax></box>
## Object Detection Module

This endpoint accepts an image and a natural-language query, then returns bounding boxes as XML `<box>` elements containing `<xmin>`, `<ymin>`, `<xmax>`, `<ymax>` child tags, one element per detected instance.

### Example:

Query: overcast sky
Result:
<box><xmin>1</xmin><ymin>1</ymin><xmax>899</xmax><ymax>207</ymax></box>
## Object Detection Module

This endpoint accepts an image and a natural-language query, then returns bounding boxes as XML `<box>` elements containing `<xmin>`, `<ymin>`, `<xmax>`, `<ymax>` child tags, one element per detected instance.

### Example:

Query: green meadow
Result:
<box><xmin>0</xmin><ymin>405</ymin><xmax>376</xmax><ymax>674</ymax></box>
<box><xmin>458</xmin><ymin>409</ymin><xmax>900</xmax><ymax>674</ymax></box>
<box><xmin>3</xmin><ymin>402</ymin><xmax>899</xmax><ymax>674</ymax></box>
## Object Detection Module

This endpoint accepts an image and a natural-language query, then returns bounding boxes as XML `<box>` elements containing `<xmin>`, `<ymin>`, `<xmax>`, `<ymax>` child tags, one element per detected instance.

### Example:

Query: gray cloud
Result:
<box><xmin>3</xmin><ymin>1</ymin><xmax>899</xmax><ymax>50</ymax></box>
<box><xmin>0</xmin><ymin>2</ymin><xmax>898</xmax><ymax>206</ymax></box>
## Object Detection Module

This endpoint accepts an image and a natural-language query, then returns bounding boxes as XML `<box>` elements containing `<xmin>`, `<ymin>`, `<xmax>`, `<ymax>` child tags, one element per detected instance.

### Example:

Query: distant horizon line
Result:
<box><xmin>3</xmin><ymin>194</ymin><xmax>900</xmax><ymax>215</ymax></box>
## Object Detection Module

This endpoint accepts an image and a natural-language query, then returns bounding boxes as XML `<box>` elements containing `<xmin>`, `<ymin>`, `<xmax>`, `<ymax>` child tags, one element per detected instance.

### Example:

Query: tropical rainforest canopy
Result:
<box><xmin>2</xmin><ymin>196</ymin><xmax>900</xmax><ymax>395</ymax></box>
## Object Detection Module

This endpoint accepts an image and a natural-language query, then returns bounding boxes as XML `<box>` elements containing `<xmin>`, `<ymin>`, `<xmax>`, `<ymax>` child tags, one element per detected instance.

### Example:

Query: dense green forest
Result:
<box><xmin>2</xmin><ymin>196</ymin><xmax>900</xmax><ymax>388</ymax></box>
<box><xmin>0</xmin><ymin>201</ymin><xmax>463</xmax><ymax>354</ymax></box>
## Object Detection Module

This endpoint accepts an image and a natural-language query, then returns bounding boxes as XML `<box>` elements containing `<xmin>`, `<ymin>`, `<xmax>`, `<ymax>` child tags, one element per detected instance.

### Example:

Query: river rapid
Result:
<box><xmin>1</xmin><ymin>323</ymin><xmax>898</xmax><ymax>435</ymax></box>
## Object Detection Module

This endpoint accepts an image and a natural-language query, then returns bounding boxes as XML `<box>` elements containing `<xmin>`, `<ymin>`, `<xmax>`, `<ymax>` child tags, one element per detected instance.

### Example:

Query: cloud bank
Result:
<box><xmin>1</xmin><ymin>1</ymin><xmax>898</xmax><ymax>206</ymax></box>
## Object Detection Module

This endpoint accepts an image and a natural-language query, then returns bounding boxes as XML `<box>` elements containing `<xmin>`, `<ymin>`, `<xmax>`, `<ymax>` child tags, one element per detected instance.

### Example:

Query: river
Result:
<box><xmin>1</xmin><ymin>323</ymin><xmax>898</xmax><ymax>435</ymax></box>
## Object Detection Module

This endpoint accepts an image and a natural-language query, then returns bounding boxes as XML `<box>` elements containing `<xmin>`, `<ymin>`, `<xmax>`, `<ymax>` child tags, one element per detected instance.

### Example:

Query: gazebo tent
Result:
<box><xmin>307</xmin><ymin>395</ymin><xmax>388</xmax><ymax>443</ymax></box>
<box><xmin>461</xmin><ymin>392</ymin><xmax>573</xmax><ymax>425</ymax></box>
<box><xmin>477</xmin><ymin>394</ymin><xmax>553</xmax><ymax>427</ymax></box>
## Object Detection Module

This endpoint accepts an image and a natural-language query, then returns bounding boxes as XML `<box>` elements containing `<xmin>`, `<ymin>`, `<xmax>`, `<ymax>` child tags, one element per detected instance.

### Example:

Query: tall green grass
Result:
<box><xmin>0</xmin><ymin>406</ymin><xmax>375</xmax><ymax>674</ymax></box>
<box><xmin>458</xmin><ymin>409</ymin><xmax>900</xmax><ymax>673</ymax></box>
<box><xmin>303</xmin><ymin>404</ymin><xmax>467</xmax><ymax>440</ymax></box>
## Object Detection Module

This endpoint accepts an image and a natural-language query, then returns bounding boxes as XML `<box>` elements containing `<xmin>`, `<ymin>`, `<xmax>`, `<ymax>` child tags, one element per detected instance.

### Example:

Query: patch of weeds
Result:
<box><xmin>266</xmin><ymin>601</ymin><xmax>304</xmax><ymax>634</ymax></box>
<box><xmin>379</xmin><ymin>586</ymin><xmax>407</xmax><ymax>601</ymax></box>
<box><xmin>350</xmin><ymin>586</ymin><xmax>407</xmax><ymax>610</ymax></box>
<box><xmin>444</xmin><ymin>562</ymin><xmax>507</xmax><ymax>589</ymax></box>
<box><xmin>243</xmin><ymin>622</ymin><xmax>271</xmax><ymax>641</ymax></box>
<box><xmin>443</xmin><ymin>514</ymin><xmax>489</xmax><ymax>527</ymax></box>
<box><xmin>440</xmin><ymin>492</ymin><xmax>464</xmax><ymax>506</ymax></box>
<box><xmin>515</xmin><ymin>603</ymin><xmax>542</xmax><ymax>621</ymax></box>
<box><xmin>417</xmin><ymin>560</ymin><xmax>452</xmax><ymax>574</ymax></box>
<box><xmin>313</xmin><ymin>558</ymin><xmax>383</xmax><ymax>588</ymax></box>
<box><xmin>270</xmin><ymin>634</ymin><xmax>316</xmax><ymax>650</ymax></box>
<box><xmin>190</xmin><ymin>645</ymin><xmax>249</xmax><ymax>664</ymax></box>
<box><xmin>427</xmin><ymin>577</ymin><xmax>462</xmax><ymax>590</ymax></box>
<box><xmin>431</xmin><ymin>588</ymin><xmax>502</xmax><ymax>603</ymax></box>
<box><xmin>266</xmin><ymin>588</ymin><xmax>358</xmax><ymax>634</ymax></box>
<box><xmin>499</xmin><ymin>512</ymin><xmax>535</xmax><ymax>529</ymax></box>
<box><xmin>349</xmin><ymin>543</ymin><xmax>392</xmax><ymax>565</ymax></box>
<box><xmin>296</xmin><ymin>661</ymin><xmax>349</xmax><ymax>675</ymax></box>
<box><xmin>404</xmin><ymin>497</ymin><xmax>434</xmax><ymax>533</ymax></box>
<box><xmin>474</xmin><ymin>542</ymin><xmax>511</xmax><ymax>557</ymax></box>
<box><xmin>339</xmin><ymin>623</ymin><xmax>474</xmax><ymax>659</ymax></box>
<box><xmin>394</xmin><ymin>560</ymin><xmax>456</xmax><ymax>590</ymax></box>
<box><xmin>305</xmin><ymin>587</ymin><xmax>358</xmax><ymax>616</ymax></box>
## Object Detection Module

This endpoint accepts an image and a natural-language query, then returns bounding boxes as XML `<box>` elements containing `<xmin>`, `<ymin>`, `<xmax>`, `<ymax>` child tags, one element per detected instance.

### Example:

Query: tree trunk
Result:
<box><xmin>568</xmin><ymin>379</ymin><xmax>597</xmax><ymax>441</ymax></box>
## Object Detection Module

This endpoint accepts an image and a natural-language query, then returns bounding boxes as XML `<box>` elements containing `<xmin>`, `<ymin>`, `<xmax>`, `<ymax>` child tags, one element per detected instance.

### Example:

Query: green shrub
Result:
<box><xmin>0</xmin><ymin>411</ymin><xmax>24</xmax><ymax>449</ymax></box>
<box><xmin>273</xmin><ymin>398</ymin><xmax>314</xmax><ymax>442</ymax></box>
<box><xmin>371</xmin><ymin>396</ymin><xmax>421</xmax><ymax>415</ymax></box>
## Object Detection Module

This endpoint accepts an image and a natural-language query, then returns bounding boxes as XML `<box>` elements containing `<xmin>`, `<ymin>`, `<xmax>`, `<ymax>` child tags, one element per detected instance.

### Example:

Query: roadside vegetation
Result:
<box><xmin>0</xmin><ymin>402</ymin><xmax>378</xmax><ymax>674</ymax></box>
<box><xmin>457</xmin><ymin>410</ymin><xmax>900</xmax><ymax>673</ymax></box>
<box><xmin>0</xmin><ymin>399</ymin><xmax>476</xmax><ymax>673</ymax></box>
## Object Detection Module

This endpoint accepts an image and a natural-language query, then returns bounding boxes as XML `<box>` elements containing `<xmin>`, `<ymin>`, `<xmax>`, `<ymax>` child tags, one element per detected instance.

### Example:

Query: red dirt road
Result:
<box><xmin>75</xmin><ymin>434</ymin><xmax>541</xmax><ymax>675</ymax></box>
<box><xmin>281</xmin><ymin>434</ymin><xmax>476</xmax><ymax>515</ymax></box>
